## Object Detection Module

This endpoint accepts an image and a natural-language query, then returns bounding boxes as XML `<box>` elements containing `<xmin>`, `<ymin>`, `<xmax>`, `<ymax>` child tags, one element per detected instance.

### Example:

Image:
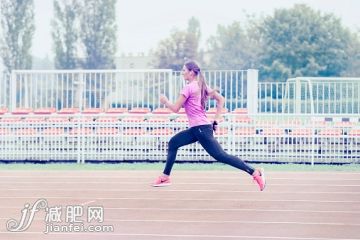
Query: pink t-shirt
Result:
<box><xmin>180</xmin><ymin>81</ymin><xmax>213</xmax><ymax>127</ymax></box>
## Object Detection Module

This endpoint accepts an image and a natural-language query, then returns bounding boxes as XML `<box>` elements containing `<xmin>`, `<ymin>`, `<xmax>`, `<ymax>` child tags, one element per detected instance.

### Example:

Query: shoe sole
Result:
<box><xmin>152</xmin><ymin>182</ymin><xmax>171</xmax><ymax>187</ymax></box>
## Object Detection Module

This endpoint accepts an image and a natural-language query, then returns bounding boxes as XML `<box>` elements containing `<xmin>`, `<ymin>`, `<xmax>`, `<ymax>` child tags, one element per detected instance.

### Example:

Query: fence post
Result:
<box><xmin>247</xmin><ymin>69</ymin><xmax>258</xmax><ymax>114</ymax></box>
<box><xmin>295</xmin><ymin>78</ymin><xmax>301</xmax><ymax>114</ymax></box>
<box><xmin>168</xmin><ymin>70</ymin><xmax>173</xmax><ymax>104</ymax></box>
<box><xmin>10</xmin><ymin>71</ymin><xmax>16</xmax><ymax>111</ymax></box>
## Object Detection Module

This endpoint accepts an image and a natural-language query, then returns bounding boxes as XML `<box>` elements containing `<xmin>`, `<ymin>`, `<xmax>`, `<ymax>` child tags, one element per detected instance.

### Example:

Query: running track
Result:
<box><xmin>0</xmin><ymin>170</ymin><xmax>359</xmax><ymax>240</ymax></box>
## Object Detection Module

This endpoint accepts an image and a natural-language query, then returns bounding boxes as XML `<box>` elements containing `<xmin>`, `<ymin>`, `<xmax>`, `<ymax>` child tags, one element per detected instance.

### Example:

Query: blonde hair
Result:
<box><xmin>184</xmin><ymin>60</ymin><xmax>208</xmax><ymax>109</ymax></box>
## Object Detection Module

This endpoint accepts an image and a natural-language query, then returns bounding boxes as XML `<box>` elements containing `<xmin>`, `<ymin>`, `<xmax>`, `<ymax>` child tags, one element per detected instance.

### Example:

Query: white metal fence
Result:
<box><xmin>6</xmin><ymin>69</ymin><xmax>254</xmax><ymax>112</ymax></box>
<box><xmin>259</xmin><ymin>77</ymin><xmax>360</xmax><ymax>114</ymax></box>
<box><xmin>0</xmin><ymin>113</ymin><xmax>358</xmax><ymax>164</ymax></box>
<box><xmin>1</xmin><ymin>70</ymin><xmax>360</xmax><ymax>164</ymax></box>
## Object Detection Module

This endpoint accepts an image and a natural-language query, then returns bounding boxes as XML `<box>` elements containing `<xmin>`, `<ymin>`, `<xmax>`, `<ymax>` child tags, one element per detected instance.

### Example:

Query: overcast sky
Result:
<box><xmin>32</xmin><ymin>0</ymin><xmax>360</xmax><ymax>58</ymax></box>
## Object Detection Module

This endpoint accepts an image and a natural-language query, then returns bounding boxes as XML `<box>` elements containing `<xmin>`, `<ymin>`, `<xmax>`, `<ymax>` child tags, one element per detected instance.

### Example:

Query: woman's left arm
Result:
<box><xmin>208</xmin><ymin>90</ymin><xmax>225</xmax><ymax>121</ymax></box>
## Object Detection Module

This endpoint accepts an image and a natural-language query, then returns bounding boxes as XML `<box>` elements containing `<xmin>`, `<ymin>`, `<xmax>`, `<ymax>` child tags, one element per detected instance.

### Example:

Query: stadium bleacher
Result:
<box><xmin>0</xmin><ymin>105</ymin><xmax>359</xmax><ymax>163</ymax></box>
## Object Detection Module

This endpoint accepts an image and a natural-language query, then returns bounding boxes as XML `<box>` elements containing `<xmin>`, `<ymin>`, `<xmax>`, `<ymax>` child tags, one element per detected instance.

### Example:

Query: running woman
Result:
<box><xmin>152</xmin><ymin>60</ymin><xmax>266</xmax><ymax>191</ymax></box>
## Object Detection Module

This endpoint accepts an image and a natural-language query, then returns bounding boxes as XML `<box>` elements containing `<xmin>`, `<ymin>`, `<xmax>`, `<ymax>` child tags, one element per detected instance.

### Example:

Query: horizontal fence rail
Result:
<box><xmin>0</xmin><ymin>112</ymin><xmax>359</xmax><ymax>164</ymax></box>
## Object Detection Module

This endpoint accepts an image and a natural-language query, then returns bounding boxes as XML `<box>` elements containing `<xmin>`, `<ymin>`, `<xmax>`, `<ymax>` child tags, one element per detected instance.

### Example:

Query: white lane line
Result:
<box><xmin>0</xmin><ymin>196</ymin><xmax>349</xmax><ymax>203</ymax></box>
<box><xmin>91</xmin><ymin>219</ymin><xmax>360</xmax><ymax>226</ymax></box>
<box><xmin>0</xmin><ymin>170</ymin><xmax>359</xmax><ymax>174</ymax></box>
<box><xmin>104</xmin><ymin>207</ymin><xmax>360</xmax><ymax>214</ymax></box>
<box><xmin>0</xmin><ymin>175</ymin><xmax>360</xmax><ymax>180</ymax></box>
<box><xmin>1</xmin><ymin>188</ymin><xmax>359</xmax><ymax>195</ymax></box>
<box><xmin>80</xmin><ymin>200</ymin><xmax>96</xmax><ymax>206</ymax></box>
<box><xmin>1</xmin><ymin>207</ymin><xmax>359</xmax><ymax>214</ymax></box>
<box><xmin>0</xmin><ymin>196</ymin><xmax>358</xmax><ymax>203</ymax></box>
<box><xmin>1</xmin><ymin>181</ymin><xmax>360</xmax><ymax>187</ymax></box>
<box><xmin>0</xmin><ymin>218</ymin><xmax>358</xmax><ymax>226</ymax></box>
<box><xmin>0</xmin><ymin>232</ymin><xmax>358</xmax><ymax>240</ymax></box>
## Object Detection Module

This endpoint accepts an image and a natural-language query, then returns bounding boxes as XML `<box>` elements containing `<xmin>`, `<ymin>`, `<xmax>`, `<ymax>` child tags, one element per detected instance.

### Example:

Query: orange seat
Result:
<box><xmin>15</xmin><ymin>128</ymin><xmax>37</xmax><ymax>135</ymax></box>
<box><xmin>147</xmin><ymin>117</ymin><xmax>169</xmax><ymax>123</ymax></box>
<box><xmin>278</xmin><ymin>119</ymin><xmax>302</xmax><ymax>127</ymax></box>
<box><xmin>69</xmin><ymin>128</ymin><xmax>93</xmax><ymax>135</ymax></box>
<box><xmin>257</xmin><ymin>120</ymin><xmax>277</xmax><ymax>127</ymax></box>
<box><xmin>105</xmin><ymin>108</ymin><xmax>128</xmax><ymax>114</ymax></box>
<box><xmin>46</xmin><ymin>117</ymin><xmax>69</xmax><ymax>123</ymax></box>
<box><xmin>0</xmin><ymin>128</ymin><xmax>11</xmax><ymax>135</ymax></box>
<box><xmin>206</xmin><ymin>107</ymin><xmax>228</xmax><ymax>114</ymax></box>
<box><xmin>0</xmin><ymin>107</ymin><xmax>8</xmax><ymax>114</ymax></box>
<box><xmin>214</xmin><ymin>127</ymin><xmax>228</xmax><ymax>135</ymax></box>
<box><xmin>312</xmin><ymin>121</ymin><xmax>327</xmax><ymax>127</ymax></box>
<box><xmin>349</xmin><ymin>129</ymin><xmax>360</xmax><ymax>136</ymax></box>
<box><xmin>334</xmin><ymin>121</ymin><xmax>354</xmax><ymax>128</ymax></box>
<box><xmin>70</xmin><ymin>117</ymin><xmax>94</xmax><ymax>122</ymax></box>
<box><xmin>82</xmin><ymin>108</ymin><xmax>103</xmax><ymax>114</ymax></box>
<box><xmin>97</xmin><ymin>128</ymin><xmax>119</xmax><ymax>135</ymax></box>
<box><xmin>234</xmin><ymin>128</ymin><xmax>256</xmax><ymax>135</ymax></box>
<box><xmin>34</xmin><ymin>107</ymin><xmax>56</xmax><ymax>114</ymax></box>
<box><xmin>121</xmin><ymin>116</ymin><xmax>145</xmax><ymax>122</ymax></box>
<box><xmin>42</xmin><ymin>128</ymin><xmax>65</xmax><ymax>135</ymax></box>
<box><xmin>175</xmin><ymin>116</ymin><xmax>188</xmax><ymax>123</ymax></box>
<box><xmin>96</xmin><ymin>116</ymin><xmax>118</xmax><ymax>122</ymax></box>
<box><xmin>288</xmin><ymin>128</ymin><xmax>313</xmax><ymax>136</ymax></box>
<box><xmin>152</xmin><ymin>108</ymin><xmax>172</xmax><ymax>114</ymax></box>
<box><xmin>58</xmin><ymin>108</ymin><xmax>79</xmax><ymax>114</ymax></box>
<box><xmin>262</xmin><ymin>128</ymin><xmax>284</xmax><ymax>136</ymax></box>
<box><xmin>150</xmin><ymin>128</ymin><xmax>174</xmax><ymax>136</ymax></box>
<box><xmin>232</xmin><ymin>116</ymin><xmax>251</xmax><ymax>123</ymax></box>
<box><xmin>317</xmin><ymin>129</ymin><xmax>342</xmax><ymax>136</ymax></box>
<box><xmin>232</xmin><ymin>108</ymin><xmax>248</xmax><ymax>114</ymax></box>
<box><xmin>129</xmin><ymin>107</ymin><xmax>150</xmax><ymax>114</ymax></box>
<box><xmin>0</xmin><ymin>117</ymin><xmax>21</xmax><ymax>122</ymax></box>
<box><xmin>122</xmin><ymin>129</ymin><xmax>146</xmax><ymax>135</ymax></box>
<box><xmin>12</xmin><ymin>108</ymin><xmax>32</xmax><ymax>114</ymax></box>
<box><xmin>23</xmin><ymin>117</ymin><xmax>46</xmax><ymax>123</ymax></box>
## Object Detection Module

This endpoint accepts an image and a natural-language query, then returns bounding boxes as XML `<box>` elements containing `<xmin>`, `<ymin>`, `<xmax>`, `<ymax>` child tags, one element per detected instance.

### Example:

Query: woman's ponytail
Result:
<box><xmin>198</xmin><ymin>72</ymin><xmax>208</xmax><ymax>109</ymax></box>
<box><xmin>184</xmin><ymin>60</ymin><xmax>209</xmax><ymax>109</ymax></box>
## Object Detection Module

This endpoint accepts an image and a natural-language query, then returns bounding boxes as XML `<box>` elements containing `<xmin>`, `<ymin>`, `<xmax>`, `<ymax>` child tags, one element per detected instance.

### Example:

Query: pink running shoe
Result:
<box><xmin>253</xmin><ymin>168</ymin><xmax>266</xmax><ymax>191</ymax></box>
<box><xmin>152</xmin><ymin>175</ymin><xmax>171</xmax><ymax>187</ymax></box>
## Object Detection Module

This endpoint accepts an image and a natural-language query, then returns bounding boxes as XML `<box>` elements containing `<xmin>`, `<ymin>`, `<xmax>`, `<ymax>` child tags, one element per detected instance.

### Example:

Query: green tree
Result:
<box><xmin>52</xmin><ymin>0</ymin><xmax>80</xmax><ymax>69</ymax></box>
<box><xmin>207</xmin><ymin>19</ymin><xmax>262</xmax><ymax>69</ymax></box>
<box><xmin>343</xmin><ymin>31</ymin><xmax>360</xmax><ymax>77</ymax></box>
<box><xmin>0</xmin><ymin>0</ymin><xmax>35</xmax><ymax>73</ymax></box>
<box><xmin>259</xmin><ymin>4</ymin><xmax>353</xmax><ymax>81</ymax></box>
<box><xmin>79</xmin><ymin>0</ymin><xmax>117</xmax><ymax>69</ymax></box>
<box><xmin>153</xmin><ymin>17</ymin><xmax>202</xmax><ymax>70</ymax></box>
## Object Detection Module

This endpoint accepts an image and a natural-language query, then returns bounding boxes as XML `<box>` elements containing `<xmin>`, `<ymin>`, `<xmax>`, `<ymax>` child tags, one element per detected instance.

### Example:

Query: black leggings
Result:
<box><xmin>163</xmin><ymin>124</ymin><xmax>255</xmax><ymax>176</ymax></box>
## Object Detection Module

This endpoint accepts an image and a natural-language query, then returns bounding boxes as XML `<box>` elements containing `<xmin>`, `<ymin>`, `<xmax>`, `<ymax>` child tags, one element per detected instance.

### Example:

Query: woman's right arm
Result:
<box><xmin>160</xmin><ymin>95</ymin><xmax>186</xmax><ymax>113</ymax></box>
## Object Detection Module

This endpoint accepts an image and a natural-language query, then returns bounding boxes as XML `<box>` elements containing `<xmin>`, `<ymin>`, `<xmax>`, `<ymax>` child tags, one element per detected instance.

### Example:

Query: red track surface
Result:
<box><xmin>0</xmin><ymin>170</ymin><xmax>359</xmax><ymax>240</ymax></box>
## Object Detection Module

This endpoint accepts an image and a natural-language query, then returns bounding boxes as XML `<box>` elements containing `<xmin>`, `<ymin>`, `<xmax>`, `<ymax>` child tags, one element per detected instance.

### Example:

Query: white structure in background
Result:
<box><xmin>116</xmin><ymin>52</ymin><xmax>154</xmax><ymax>69</ymax></box>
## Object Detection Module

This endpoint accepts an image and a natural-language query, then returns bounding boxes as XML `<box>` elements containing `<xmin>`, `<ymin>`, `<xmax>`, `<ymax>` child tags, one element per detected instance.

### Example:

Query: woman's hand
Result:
<box><xmin>160</xmin><ymin>95</ymin><xmax>169</xmax><ymax>105</ymax></box>
<box><xmin>212</xmin><ymin>120</ymin><xmax>218</xmax><ymax>131</ymax></box>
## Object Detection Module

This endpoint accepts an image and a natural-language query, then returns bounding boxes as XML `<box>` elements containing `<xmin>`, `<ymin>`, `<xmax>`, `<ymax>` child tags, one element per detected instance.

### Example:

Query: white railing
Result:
<box><xmin>1</xmin><ymin>70</ymin><xmax>360</xmax><ymax>163</ymax></box>
<box><xmin>259</xmin><ymin>77</ymin><xmax>360</xmax><ymax>114</ymax></box>
<box><xmin>4</xmin><ymin>71</ymin><xmax>360</xmax><ymax>115</ymax></box>
<box><xmin>0</xmin><ymin>113</ymin><xmax>359</xmax><ymax>164</ymax></box>
<box><xmin>9</xmin><ymin>69</ymin><xmax>255</xmax><ymax>112</ymax></box>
